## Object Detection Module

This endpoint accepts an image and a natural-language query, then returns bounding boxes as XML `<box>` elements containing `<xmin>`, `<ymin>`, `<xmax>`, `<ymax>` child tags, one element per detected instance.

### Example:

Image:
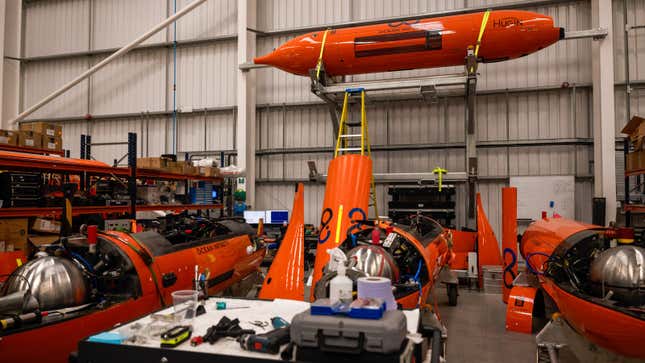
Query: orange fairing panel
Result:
<box><xmin>506</xmin><ymin>286</ymin><xmax>538</xmax><ymax>334</ymax></box>
<box><xmin>501</xmin><ymin>187</ymin><xmax>518</xmax><ymax>303</ymax></box>
<box><xmin>254</xmin><ymin>10</ymin><xmax>563</xmax><ymax>76</ymax></box>
<box><xmin>448</xmin><ymin>229</ymin><xmax>476</xmax><ymax>270</ymax></box>
<box><xmin>259</xmin><ymin>183</ymin><xmax>306</xmax><ymax>301</ymax></box>
<box><xmin>476</xmin><ymin>193</ymin><xmax>502</xmax><ymax>274</ymax></box>
<box><xmin>311</xmin><ymin>155</ymin><xmax>372</xmax><ymax>300</ymax></box>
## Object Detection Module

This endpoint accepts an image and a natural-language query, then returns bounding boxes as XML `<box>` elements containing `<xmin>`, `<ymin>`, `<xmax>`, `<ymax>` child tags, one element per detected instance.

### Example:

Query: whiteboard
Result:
<box><xmin>510</xmin><ymin>176</ymin><xmax>575</xmax><ymax>220</ymax></box>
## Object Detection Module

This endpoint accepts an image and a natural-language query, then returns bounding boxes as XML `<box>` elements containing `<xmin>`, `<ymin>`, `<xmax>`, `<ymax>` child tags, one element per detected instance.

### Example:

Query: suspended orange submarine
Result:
<box><xmin>255</xmin><ymin>10</ymin><xmax>564</xmax><ymax>76</ymax></box>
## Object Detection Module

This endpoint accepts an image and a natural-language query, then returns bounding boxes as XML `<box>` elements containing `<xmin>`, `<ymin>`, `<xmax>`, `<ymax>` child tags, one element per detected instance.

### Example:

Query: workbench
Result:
<box><xmin>76</xmin><ymin>298</ymin><xmax>422</xmax><ymax>363</ymax></box>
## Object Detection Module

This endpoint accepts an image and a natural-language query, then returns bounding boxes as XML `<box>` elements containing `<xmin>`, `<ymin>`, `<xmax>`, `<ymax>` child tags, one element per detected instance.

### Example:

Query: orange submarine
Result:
<box><xmin>258</xmin><ymin>154</ymin><xmax>499</xmax><ymax>310</ymax></box>
<box><xmin>255</xmin><ymin>10</ymin><xmax>564</xmax><ymax>76</ymax></box>
<box><xmin>0</xmin><ymin>213</ymin><xmax>265</xmax><ymax>363</ymax></box>
<box><xmin>507</xmin><ymin>217</ymin><xmax>645</xmax><ymax>359</ymax></box>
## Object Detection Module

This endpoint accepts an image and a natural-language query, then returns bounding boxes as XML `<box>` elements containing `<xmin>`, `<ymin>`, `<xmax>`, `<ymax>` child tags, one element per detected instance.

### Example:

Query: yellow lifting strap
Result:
<box><xmin>474</xmin><ymin>10</ymin><xmax>491</xmax><ymax>58</ymax></box>
<box><xmin>315</xmin><ymin>29</ymin><xmax>331</xmax><ymax>80</ymax></box>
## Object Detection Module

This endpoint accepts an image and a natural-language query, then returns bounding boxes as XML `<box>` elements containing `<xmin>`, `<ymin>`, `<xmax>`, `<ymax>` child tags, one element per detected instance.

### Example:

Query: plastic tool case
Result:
<box><xmin>290</xmin><ymin>308</ymin><xmax>407</xmax><ymax>354</ymax></box>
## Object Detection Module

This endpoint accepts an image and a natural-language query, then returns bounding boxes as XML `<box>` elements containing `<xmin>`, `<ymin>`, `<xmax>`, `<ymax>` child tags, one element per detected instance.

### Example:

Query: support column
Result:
<box><xmin>591</xmin><ymin>0</ymin><xmax>617</xmax><ymax>224</ymax></box>
<box><xmin>1</xmin><ymin>0</ymin><xmax>21</xmax><ymax>128</ymax></box>
<box><xmin>236</xmin><ymin>0</ymin><xmax>257</xmax><ymax>208</ymax></box>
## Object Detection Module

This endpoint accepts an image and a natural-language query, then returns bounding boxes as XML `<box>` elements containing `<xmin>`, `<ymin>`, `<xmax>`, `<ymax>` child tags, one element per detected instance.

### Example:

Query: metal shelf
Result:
<box><xmin>625</xmin><ymin>168</ymin><xmax>645</xmax><ymax>177</ymax></box>
<box><xmin>0</xmin><ymin>204</ymin><xmax>223</xmax><ymax>218</ymax></box>
<box><xmin>624</xmin><ymin>204</ymin><xmax>645</xmax><ymax>213</ymax></box>
<box><xmin>0</xmin><ymin>144</ymin><xmax>65</xmax><ymax>156</ymax></box>
<box><xmin>135</xmin><ymin>168</ymin><xmax>223</xmax><ymax>182</ymax></box>
<box><xmin>136</xmin><ymin>204</ymin><xmax>223</xmax><ymax>211</ymax></box>
<box><xmin>0</xmin><ymin>150</ymin><xmax>128</xmax><ymax>176</ymax></box>
<box><xmin>0</xmin><ymin>205</ymin><xmax>130</xmax><ymax>218</ymax></box>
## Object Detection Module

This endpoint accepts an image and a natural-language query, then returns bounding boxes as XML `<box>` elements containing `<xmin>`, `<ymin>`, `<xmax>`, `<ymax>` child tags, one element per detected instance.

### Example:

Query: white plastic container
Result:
<box><xmin>329</xmin><ymin>263</ymin><xmax>353</xmax><ymax>304</ymax></box>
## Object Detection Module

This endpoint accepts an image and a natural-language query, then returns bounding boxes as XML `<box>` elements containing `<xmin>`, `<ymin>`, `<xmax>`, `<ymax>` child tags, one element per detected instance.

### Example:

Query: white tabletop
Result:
<box><xmin>108</xmin><ymin>298</ymin><xmax>420</xmax><ymax>360</ymax></box>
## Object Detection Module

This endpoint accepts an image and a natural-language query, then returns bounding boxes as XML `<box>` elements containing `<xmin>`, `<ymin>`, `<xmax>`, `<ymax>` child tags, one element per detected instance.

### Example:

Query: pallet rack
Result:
<box><xmin>0</xmin><ymin>132</ymin><xmax>223</xmax><ymax>219</ymax></box>
<box><xmin>623</xmin><ymin>138</ymin><xmax>645</xmax><ymax>226</ymax></box>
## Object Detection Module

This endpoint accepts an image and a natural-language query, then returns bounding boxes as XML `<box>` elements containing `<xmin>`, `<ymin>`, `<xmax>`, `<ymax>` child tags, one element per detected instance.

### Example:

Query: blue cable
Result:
<box><xmin>413</xmin><ymin>260</ymin><xmax>423</xmax><ymax>308</ymax></box>
<box><xmin>413</xmin><ymin>260</ymin><xmax>422</xmax><ymax>282</ymax></box>
<box><xmin>525</xmin><ymin>252</ymin><xmax>552</xmax><ymax>275</ymax></box>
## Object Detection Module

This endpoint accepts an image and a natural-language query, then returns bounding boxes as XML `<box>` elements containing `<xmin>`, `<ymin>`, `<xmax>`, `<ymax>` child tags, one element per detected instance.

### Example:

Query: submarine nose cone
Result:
<box><xmin>254</xmin><ymin>52</ymin><xmax>278</xmax><ymax>66</ymax></box>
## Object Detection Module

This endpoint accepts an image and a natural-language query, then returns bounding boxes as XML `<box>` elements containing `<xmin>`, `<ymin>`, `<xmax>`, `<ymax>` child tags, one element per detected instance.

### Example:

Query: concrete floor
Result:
<box><xmin>435</xmin><ymin>288</ymin><xmax>537</xmax><ymax>363</ymax></box>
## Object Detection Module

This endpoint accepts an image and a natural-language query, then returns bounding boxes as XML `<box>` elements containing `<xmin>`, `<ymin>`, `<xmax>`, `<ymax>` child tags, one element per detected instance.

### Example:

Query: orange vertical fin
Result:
<box><xmin>501</xmin><ymin>187</ymin><xmax>518</xmax><ymax>303</ymax></box>
<box><xmin>476</xmin><ymin>193</ymin><xmax>503</xmax><ymax>287</ymax></box>
<box><xmin>311</xmin><ymin>154</ymin><xmax>372</xmax><ymax>300</ymax></box>
<box><xmin>258</xmin><ymin>183</ymin><xmax>306</xmax><ymax>301</ymax></box>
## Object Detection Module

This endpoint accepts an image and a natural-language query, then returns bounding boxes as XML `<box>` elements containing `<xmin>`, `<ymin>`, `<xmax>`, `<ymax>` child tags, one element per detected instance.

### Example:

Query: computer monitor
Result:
<box><xmin>243</xmin><ymin>210</ymin><xmax>266</xmax><ymax>224</ymax></box>
<box><xmin>266</xmin><ymin>210</ymin><xmax>289</xmax><ymax>224</ymax></box>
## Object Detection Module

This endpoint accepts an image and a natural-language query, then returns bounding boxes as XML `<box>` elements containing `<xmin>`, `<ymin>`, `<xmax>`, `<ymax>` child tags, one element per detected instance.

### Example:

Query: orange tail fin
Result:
<box><xmin>501</xmin><ymin>187</ymin><xmax>518</xmax><ymax>303</ymax></box>
<box><xmin>258</xmin><ymin>183</ymin><xmax>305</xmax><ymax>300</ymax></box>
<box><xmin>476</xmin><ymin>193</ymin><xmax>503</xmax><ymax>287</ymax></box>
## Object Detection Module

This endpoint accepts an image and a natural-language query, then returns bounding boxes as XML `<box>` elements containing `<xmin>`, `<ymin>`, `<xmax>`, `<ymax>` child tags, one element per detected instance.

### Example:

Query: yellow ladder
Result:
<box><xmin>334</xmin><ymin>88</ymin><xmax>379</xmax><ymax>219</ymax></box>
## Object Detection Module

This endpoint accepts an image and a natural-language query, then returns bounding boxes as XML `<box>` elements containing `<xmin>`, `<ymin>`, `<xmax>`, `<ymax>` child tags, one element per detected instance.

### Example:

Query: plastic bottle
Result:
<box><xmin>327</xmin><ymin>248</ymin><xmax>352</xmax><ymax>304</ymax></box>
<box><xmin>329</xmin><ymin>263</ymin><xmax>353</xmax><ymax>304</ymax></box>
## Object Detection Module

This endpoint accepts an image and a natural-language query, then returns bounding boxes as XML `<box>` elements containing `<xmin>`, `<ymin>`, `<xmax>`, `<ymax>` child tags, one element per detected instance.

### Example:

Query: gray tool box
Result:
<box><xmin>290</xmin><ymin>309</ymin><xmax>407</xmax><ymax>354</ymax></box>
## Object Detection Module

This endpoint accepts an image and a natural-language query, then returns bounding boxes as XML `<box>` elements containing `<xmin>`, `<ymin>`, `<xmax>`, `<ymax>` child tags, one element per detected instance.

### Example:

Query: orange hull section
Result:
<box><xmin>259</xmin><ymin>183</ymin><xmax>306</xmax><ymax>300</ymax></box>
<box><xmin>1</xmin><ymin>229</ymin><xmax>265</xmax><ymax>363</ymax></box>
<box><xmin>476</xmin><ymin>193</ymin><xmax>502</xmax><ymax>286</ymax></box>
<box><xmin>501</xmin><ymin>187</ymin><xmax>518</xmax><ymax>303</ymax></box>
<box><xmin>520</xmin><ymin>217</ymin><xmax>596</xmax><ymax>274</ymax></box>
<box><xmin>506</xmin><ymin>286</ymin><xmax>538</xmax><ymax>333</ymax></box>
<box><xmin>381</xmin><ymin>221</ymin><xmax>450</xmax><ymax>308</ymax></box>
<box><xmin>312</xmin><ymin>154</ymin><xmax>372</xmax><ymax>300</ymax></box>
<box><xmin>255</xmin><ymin>10</ymin><xmax>563</xmax><ymax>76</ymax></box>
<box><xmin>541</xmin><ymin>280</ymin><xmax>645</xmax><ymax>359</ymax></box>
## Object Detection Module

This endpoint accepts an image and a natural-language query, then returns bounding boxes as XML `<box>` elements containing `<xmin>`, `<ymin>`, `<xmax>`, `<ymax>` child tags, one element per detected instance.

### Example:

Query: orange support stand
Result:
<box><xmin>259</xmin><ymin>183</ymin><xmax>306</xmax><ymax>301</ymax></box>
<box><xmin>476</xmin><ymin>193</ymin><xmax>502</xmax><ymax>288</ymax></box>
<box><xmin>501</xmin><ymin>187</ymin><xmax>518</xmax><ymax>303</ymax></box>
<box><xmin>311</xmin><ymin>154</ymin><xmax>372</xmax><ymax>300</ymax></box>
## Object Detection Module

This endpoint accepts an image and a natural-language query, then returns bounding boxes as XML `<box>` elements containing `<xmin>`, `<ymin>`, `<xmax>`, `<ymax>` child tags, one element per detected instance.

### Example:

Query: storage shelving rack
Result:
<box><xmin>0</xmin><ymin>132</ymin><xmax>223</xmax><ymax>219</ymax></box>
<box><xmin>623</xmin><ymin>138</ymin><xmax>645</xmax><ymax>231</ymax></box>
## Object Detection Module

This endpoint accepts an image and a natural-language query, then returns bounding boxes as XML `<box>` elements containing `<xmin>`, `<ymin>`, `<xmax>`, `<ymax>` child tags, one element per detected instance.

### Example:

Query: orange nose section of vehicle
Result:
<box><xmin>254</xmin><ymin>34</ymin><xmax>320</xmax><ymax>76</ymax></box>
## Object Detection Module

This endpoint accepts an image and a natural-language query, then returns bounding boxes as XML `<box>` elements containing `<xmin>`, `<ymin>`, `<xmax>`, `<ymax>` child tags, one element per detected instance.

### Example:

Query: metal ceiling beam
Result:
<box><xmin>14</xmin><ymin>34</ymin><xmax>237</xmax><ymax>63</ymax></box>
<box><xmin>252</xmin><ymin>0</ymin><xmax>581</xmax><ymax>37</ymax></box>
<box><xmin>255</xmin><ymin>138</ymin><xmax>595</xmax><ymax>156</ymax></box>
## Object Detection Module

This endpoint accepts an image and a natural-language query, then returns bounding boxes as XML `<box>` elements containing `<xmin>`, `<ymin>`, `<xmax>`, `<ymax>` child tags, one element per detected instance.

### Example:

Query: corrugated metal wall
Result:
<box><xmin>18</xmin><ymin>0</ymin><xmax>645</xmax><ymax>241</ymax></box>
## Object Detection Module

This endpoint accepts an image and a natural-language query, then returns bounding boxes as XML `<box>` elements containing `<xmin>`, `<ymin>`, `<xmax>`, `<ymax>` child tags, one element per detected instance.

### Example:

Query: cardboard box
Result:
<box><xmin>182</xmin><ymin>164</ymin><xmax>198</xmax><ymax>175</ymax></box>
<box><xmin>0</xmin><ymin>218</ymin><xmax>29</xmax><ymax>252</ymax></box>
<box><xmin>199</xmin><ymin>166</ymin><xmax>221</xmax><ymax>177</ymax></box>
<box><xmin>42</xmin><ymin>135</ymin><xmax>63</xmax><ymax>151</ymax></box>
<box><xmin>621</xmin><ymin>116</ymin><xmax>645</xmax><ymax>151</ymax></box>
<box><xmin>627</xmin><ymin>150</ymin><xmax>645</xmax><ymax>172</ymax></box>
<box><xmin>137</xmin><ymin>157</ymin><xmax>169</xmax><ymax>170</ymax></box>
<box><xmin>0</xmin><ymin>130</ymin><xmax>18</xmax><ymax>146</ymax></box>
<box><xmin>20</xmin><ymin>121</ymin><xmax>62</xmax><ymax>138</ymax></box>
<box><xmin>32</xmin><ymin>217</ymin><xmax>61</xmax><ymax>234</ymax></box>
<box><xmin>18</xmin><ymin>131</ymin><xmax>43</xmax><ymax>148</ymax></box>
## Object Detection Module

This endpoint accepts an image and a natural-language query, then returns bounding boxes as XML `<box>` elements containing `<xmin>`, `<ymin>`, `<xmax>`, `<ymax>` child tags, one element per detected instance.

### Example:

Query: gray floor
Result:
<box><xmin>434</xmin><ymin>288</ymin><xmax>537</xmax><ymax>363</ymax></box>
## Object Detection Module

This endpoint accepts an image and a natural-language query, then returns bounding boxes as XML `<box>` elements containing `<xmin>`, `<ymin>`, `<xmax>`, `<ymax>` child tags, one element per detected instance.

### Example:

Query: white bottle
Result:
<box><xmin>329</xmin><ymin>263</ymin><xmax>353</xmax><ymax>304</ymax></box>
